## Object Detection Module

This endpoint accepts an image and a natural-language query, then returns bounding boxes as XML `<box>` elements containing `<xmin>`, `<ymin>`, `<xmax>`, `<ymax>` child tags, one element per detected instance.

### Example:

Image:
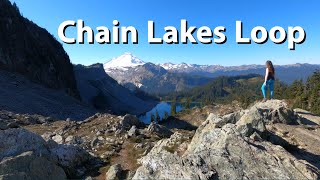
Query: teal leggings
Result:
<box><xmin>261</xmin><ymin>79</ymin><xmax>274</xmax><ymax>99</ymax></box>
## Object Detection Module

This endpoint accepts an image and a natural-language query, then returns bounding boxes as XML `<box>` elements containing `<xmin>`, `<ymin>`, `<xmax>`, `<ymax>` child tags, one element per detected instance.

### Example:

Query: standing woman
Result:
<box><xmin>261</xmin><ymin>60</ymin><xmax>275</xmax><ymax>101</ymax></box>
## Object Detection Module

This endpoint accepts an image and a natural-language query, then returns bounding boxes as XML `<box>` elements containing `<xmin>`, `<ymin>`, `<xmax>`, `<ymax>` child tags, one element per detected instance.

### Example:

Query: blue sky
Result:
<box><xmin>10</xmin><ymin>0</ymin><xmax>320</xmax><ymax>66</ymax></box>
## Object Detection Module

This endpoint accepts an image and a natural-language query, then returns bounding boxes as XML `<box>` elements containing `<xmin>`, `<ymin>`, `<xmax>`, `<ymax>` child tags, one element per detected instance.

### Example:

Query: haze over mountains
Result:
<box><xmin>104</xmin><ymin>53</ymin><xmax>320</xmax><ymax>94</ymax></box>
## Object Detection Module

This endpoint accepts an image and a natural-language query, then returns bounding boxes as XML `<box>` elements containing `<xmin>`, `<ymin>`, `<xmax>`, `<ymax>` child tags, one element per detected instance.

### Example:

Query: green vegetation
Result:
<box><xmin>155</xmin><ymin>110</ymin><xmax>161</xmax><ymax>123</ymax></box>
<box><xmin>164</xmin><ymin>111</ymin><xmax>169</xmax><ymax>120</ymax></box>
<box><xmin>164</xmin><ymin>74</ymin><xmax>266</xmax><ymax>108</ymax></box>
<box><xmin>133</xmin><ymin>87</ymin><xmax>159</xmax><ymax>102</ymax></box>
<box><xmin>163</xmin><ymin>145</ymin><xmax>177</xmax><ymax>154</ymax></box>
<box><xmin>283</xmin><ymin>71</ymin><xmax>320</xmax><ymax>115</ymax></box>
<box><xmin>181</xmin><ymin>97</ymin><xmax>192</xmax><ymax>109</ymax></box>
<box><xmin>171</xmin><ymin>100</ymin><xmax>177</xmax><ymax>116</ymax></box>
<box><xmin>162</xmin><ymin>71</ymin><xmax>320</xmax><ymax>115</ymax></box>
<box><xmin>150</xmin><ymin>114</ymin><xmax>155</xmax><ymax>123</ymax></box>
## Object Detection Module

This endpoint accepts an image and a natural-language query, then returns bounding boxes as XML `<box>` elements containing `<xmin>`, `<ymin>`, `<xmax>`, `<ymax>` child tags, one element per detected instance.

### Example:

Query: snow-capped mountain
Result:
<box><xmin>103</xmin><ymin>53</ymin><xmax>320</xmax><ymax>95</ymax></box>
<box><xmin>103</xmin><ymin>53</ymin><xmax>211</xmax><ymax>94</ymax></box>
<box><xmin>160</xmin><ymin>62</ymin><xmax>195</xmax><ymax>70</ymax></box>
<box><xmin>104</xmin><ymin>52</ymin><xmax>145</xmax><ymax>72</ymax></box>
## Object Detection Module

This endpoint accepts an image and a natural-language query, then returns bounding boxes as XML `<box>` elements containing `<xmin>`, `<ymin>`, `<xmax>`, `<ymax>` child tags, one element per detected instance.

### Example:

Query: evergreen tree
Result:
<box><xmin>155</xmin><ymin>110</ymin><xmax>161</xmax><ymax>123</ymax></box>
<box><xmin>161</xmin><ymin>72</ymin><xmax>320</xmax><ymax>115</ymax></box>
<box><xmin>307</xmin><ymin>71</ymin><xmax>320</xmax><ymax>114</ymax></box>
<box><xmin>150</xmin><ymin>113</ymin><xmax>155</xmax><ymax>123</ymax></box>
<box><xmin>181</xmin><ymin>97</ymin><xmax>191</xmax><ymax>109</ymax></box>
<box><xmin>186</xmin><ymin>97</ymin><xmax>191</xmax><ymax>109</ymax></box>
<box><xmin>171</xmin><ymin>100</ymin><xmax>177</xmax><ymax>116</ymax></box>
<box><xmin>287</xmin><ymin>71</ymin><xmax>320</xmax><ymax>115</ymax></box>
<box><xmin>164</xmin><ymin>111</ymin><xmax>169</xmax><ymax>120</ymax></box>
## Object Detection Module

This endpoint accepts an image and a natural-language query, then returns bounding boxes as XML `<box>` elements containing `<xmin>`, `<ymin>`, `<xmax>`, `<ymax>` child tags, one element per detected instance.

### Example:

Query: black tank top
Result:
<box><xmin>267</xmin><ymin>72</ymin><xmax>275</xmax><ymax>80</ymax></box>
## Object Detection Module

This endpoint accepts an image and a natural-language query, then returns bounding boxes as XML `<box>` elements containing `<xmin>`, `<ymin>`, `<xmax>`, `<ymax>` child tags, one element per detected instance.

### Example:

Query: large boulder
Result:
<box><xmin>0</xmin><ymin>128</ymin><xmax>50</xmax><ymax>160</ymax></box>
<box><xmin>133</xmin><ymin>136</ymin><xmax>216</xmax><ymax>180</ymax></box>
<box><xmin>234</xmin><ymin>100</ymin><xmax>300</xmax><ymax>137</ymax></box>
<box><xmin>0</xmin><ymin>128</ymin><xmax>94</xmax><ymax>178</ymax></box>
<box><xmin>105</xmin><ymin>164</ymin><xmax>124</xmax><ymax>180</ymax></box>
<box><xmin>251</xmin><ymin>100</ymin><xmax>298</xmax><ymax>124</ymax></box>
<box><xmin>127</xmin><ymin>125</ymin><xmax>138</xmax><ymax>137</ymax></box>
<box><xmin>236</xmin><ymin>107</ymin><xmax>266</xmax><ymax>137</ymax></box>
<box><xmin>147</xmin><ymin>122</ymin><xmax>173</xmax><ymax>138</ymax></box>
<box><xmin>206</xmin><ymin>111</ymin><xmax>244</xmax><ymax>128</ymax></box>
<box><xmin>49</xmin><ymin>144</ymin><xmax>92</xmax><ymax>177</ymax></box>
<box><xmin>119</xmin><ymin>114</ymin><xmax>145</xmax><ymax>130</ymax></box>
<box><xmin>0</xmin><ymin>151</ymin><xmax>67</xmax><ymax>180</ymax></box>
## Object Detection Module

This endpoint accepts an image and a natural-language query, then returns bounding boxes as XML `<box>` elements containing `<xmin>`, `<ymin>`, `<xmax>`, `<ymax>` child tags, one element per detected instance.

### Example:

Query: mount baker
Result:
<box><xmin>104</xmin><ymin>53</ymin><xmax>320</xmax><ymax>95</ymax></box>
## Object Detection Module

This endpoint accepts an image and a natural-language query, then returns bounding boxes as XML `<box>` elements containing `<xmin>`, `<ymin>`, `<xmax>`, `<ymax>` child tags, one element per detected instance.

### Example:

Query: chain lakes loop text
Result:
<box><xmin>58</xmin><ymin>19</ymin><xmax>306</xmax><ymax>50</ymax></box>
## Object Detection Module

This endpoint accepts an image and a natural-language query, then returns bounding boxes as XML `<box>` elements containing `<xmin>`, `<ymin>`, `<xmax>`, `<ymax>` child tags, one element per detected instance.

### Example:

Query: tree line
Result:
<box><xmin>162</xmin><ymin>71</ymin><xmax>320</xmax><ymax>115</ymax></box>
<box><xmin>280</xmin><ymin>71</ymin><xmax>320</xmax><ymax>115</ymax></box>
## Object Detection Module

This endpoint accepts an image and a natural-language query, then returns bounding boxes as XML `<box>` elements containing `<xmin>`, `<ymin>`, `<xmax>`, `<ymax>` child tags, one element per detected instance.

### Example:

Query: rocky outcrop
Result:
<box><xmin>120</xmin><ymin>114</ymin><xmax>145</xmax><ymax>130</ymax></box>
<box><xmin>133</xmin><ymin>100</ymin><xmax>320</xmax><ymax>179</ymax></box>
<box><xmin>105</xmin><ymin>164</ymin><xmax>125</xmax><ymax>180</ymax></box>
<box><xmin>147</xmin><ymin>122</ymin><xmax>173</xmax><ymax>138</ymax></box>
<box><xmin>0</xmin><ymin>151</ymin><xmax>67</xmax><ymax>180</ymax></box>
<box><xmin>18</xmin><ymin>111</ymin><xmax>178</xmax><ymax>178</ymax></box>
<box><xmin>0</xmin><ymin>128</ymin><xmax>95</xmax><ymax>179</ymax></box>
<box><xmin>0</xmin><ymin>128</ymin><xmax>50</xmax><ymax>160</ymax></box>
<box><xmin>49</xmin><ymin>144</ymin><xmax>92</xmax><ymax>177</ymax></box>
<box><xmin>0</xmin><ymin>0</ymin><xmax>79</xmax><ymax>98</ymax></box>
<box><xmin>127</xmin><ymin>125</ymin><xmax>138</xmax><ymax>137</ymax></box>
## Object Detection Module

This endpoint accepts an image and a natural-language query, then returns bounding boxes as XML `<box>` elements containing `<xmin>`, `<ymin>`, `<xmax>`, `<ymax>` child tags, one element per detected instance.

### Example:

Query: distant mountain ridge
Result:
<box><xmin>160</xmin><ymin>62</ymin><xmax>320</xmax><ymax>84</ymax></box>
<box><xmin>104</xmin><ymin>53</ymin><xmax>320</xmax><ymax>94</ymax></box>
<box><xmin>104</xmin><ymin>54</ymin><xmax>212</xmax><ymax>95</ymax></box>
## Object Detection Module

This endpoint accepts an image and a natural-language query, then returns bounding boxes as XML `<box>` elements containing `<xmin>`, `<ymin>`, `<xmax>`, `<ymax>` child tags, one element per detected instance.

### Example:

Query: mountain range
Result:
<box><xmin>104</xmin><ymin>53</ymin><xmax>212</xmax><ymax>95</ymax></box>
<box><xmin>104</xmin><ymin>53</ymin><xmax>320</xmax><ymax>94</ymax></box>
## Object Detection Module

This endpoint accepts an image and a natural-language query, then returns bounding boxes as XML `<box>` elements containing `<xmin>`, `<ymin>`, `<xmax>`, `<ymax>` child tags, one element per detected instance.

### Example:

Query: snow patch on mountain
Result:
<box><xmin>160</xmin><ymin>62</ymin><xmax>197</xmax><ymax>70</ymax></box>
<box><xmin>104</xmin><ymin>52</ymin><xmax>145</xmax><ymax>72</ymax></box>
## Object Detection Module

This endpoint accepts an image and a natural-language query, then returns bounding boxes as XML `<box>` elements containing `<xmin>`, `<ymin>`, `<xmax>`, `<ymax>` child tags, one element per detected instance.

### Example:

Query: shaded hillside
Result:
<box><xmin>0</xmin><ymin>0</ymin><xmax>79</xmax><ymax>98</ymax></box>
<box><xmin>0</xmin><ymin>70</ymin><xmax>96</xmax><ymax>120</ymax></box>
<box><xmin>74</xmin><ymin>64</ymin><xmax>157</xmax><ymax>115</ymax></box>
